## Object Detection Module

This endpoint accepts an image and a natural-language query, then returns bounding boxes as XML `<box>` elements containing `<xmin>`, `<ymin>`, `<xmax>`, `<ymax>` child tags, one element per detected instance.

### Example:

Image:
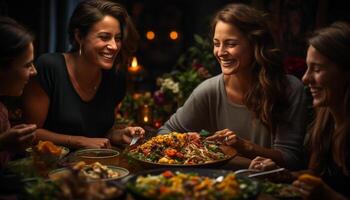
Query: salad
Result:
<box><xmin>128</xmin><ymin>132</ymin><xmax>230</xmax><ymax>165</ymax></box>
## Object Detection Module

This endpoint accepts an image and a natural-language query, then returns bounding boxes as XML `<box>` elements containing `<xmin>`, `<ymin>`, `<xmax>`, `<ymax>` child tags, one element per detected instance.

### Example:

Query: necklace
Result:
<box><xmin>67</xmin><ymin>63</ymin><xmax>101</xmax><ymax>101</ymax></box>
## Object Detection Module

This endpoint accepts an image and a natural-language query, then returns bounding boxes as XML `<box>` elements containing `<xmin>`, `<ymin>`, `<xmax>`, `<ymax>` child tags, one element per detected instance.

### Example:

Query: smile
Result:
<box><xmin>101</xmin><ymin>53</ymin><xmax>114</xmax><ymax>60</ymax></box>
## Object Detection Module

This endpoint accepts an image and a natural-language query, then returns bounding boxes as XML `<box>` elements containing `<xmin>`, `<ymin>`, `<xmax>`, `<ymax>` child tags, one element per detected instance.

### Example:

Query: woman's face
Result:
<box><xmin>0</xmin><ymin>43</ymin><xmax>36</xmax><ymax>96</ymax></box>
<box><xmin>302</xmin><ymin>45</ymin><xmax>348</xmax><ymax>108</ymax></box>
<box><xmin>81</xmin><ymin>15</ymin><xmax>122</xmax><ymax>70</ymax></box>
<box><xmin>213</xmin><ymin>21</ymin><xmax>254</xmax><ymax>76</ymax></box>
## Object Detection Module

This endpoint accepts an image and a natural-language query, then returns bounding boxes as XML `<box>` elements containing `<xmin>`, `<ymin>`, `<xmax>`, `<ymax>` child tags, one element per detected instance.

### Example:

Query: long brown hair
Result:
<box><xmin>211</xmin><ymin>4</ymin><xmax>287</xmax><ymax>135</ymax></box>
<box><xmin>68</xmin><ymin>0</ymin><xmax>139</xmax><ymax>69</ymax></box>
<box><xmin>308</xmin><ymin>22</ymin><xmax>350</xmax><ymax>175</ymax></box>
<box><xmin>0</xmin><ymin>16</ymin><xmax>34</xmax><ymax>68</ymax></box>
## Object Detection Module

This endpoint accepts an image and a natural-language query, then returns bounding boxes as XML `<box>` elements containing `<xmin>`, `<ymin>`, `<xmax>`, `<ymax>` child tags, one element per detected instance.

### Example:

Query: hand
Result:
<box><xmin>121</xmin><ymin>126</ymin><xmax>145</xmax><ymax>144</ymax></box>
<box><xmin>293</xmin><ymin>174</ymin><xmax>346</xmax><ymax>200</ymax></box>
<box><xmin>0</xmin><ymin>124</ymin><xmax>36</xmax><ymax>152</ymax></box>
<box><xmin>75</xmin><ymin>136</ymin><xmax>111</xmax><ymax>149</ymax></box>
<box><xmin>206</xmin><ymin>129</ymin><xmax>248</xmax><ymax>149</ymax></box>
<box><xmin>249</xmin><ymin>156</ymin><xmax>278</xmax><ymax>171</ymax></box>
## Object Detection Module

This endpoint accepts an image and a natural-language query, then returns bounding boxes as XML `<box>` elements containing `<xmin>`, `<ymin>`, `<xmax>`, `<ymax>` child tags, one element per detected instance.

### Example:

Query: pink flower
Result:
<box><xmin>153</xmin><ymin>90</ymin><xmax>165</xmax><ymax>105</ymax></box>
<box><xmin>197</xmin><ymin>67</ymin><xmax>211</xmax><ymax>79</ymax></box>
<box><xmin>192</xmin><ymin>59</ymin><xmax>203</xmax><ymax>70</ymax></box>
<box><xmin>283</xmin><ymin>56</ymin><xmax>307</xmax><ymax>79</ymax></box>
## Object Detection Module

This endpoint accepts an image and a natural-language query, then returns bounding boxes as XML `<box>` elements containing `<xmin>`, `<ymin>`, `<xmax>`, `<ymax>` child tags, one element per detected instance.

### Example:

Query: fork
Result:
<box><xmin>130</xmin><ymin>136</ymin><xmax>140</xmax><ymax>146</ymax></box>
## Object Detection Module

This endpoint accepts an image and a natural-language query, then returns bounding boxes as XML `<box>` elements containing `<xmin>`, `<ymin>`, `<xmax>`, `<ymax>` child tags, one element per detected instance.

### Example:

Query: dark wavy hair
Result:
<box><xmin>210</xmin><ymin>4</ymin><xmax>288</xmax><ymax>135</ymax></box>
<box><xmin>68</xmin><ymin>0</ymin><xmax>139</xmax><ymax>69</ymax></box>
<box><xmin>0</xmin><ymin>16</ymin><xmax>34</xmax><ymax>68</ymax></box>
<box><xmin>307</xmin><ymin>22</ymin><xmax>350</xmax><ymax>175</ymax></box>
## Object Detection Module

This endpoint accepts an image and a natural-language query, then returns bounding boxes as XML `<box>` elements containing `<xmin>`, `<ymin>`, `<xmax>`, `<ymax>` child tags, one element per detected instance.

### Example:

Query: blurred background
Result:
<box><xmin>1</xmin><ymin>0</ymin><xmax>349</xmax><ymax>127</ymax></box>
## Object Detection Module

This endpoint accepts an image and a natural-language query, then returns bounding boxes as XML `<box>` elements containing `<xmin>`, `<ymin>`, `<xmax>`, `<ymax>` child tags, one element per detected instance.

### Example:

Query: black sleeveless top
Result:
<box><xmin>35</xmin><ymin>53</ymin><xmax>126</xmax><ymax>137</ymax></box>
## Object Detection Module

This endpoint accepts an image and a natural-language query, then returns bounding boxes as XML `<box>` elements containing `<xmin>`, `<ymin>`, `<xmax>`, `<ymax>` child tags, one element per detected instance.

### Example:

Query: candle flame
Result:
<box><xmin>143</xmin><ymin>116</ymin><xmax>149</xmax><ymax>122</ymax></box>
<box><xmin>131</xmin><ymin>57</ymin><xmax>138</xmax><ymax>67</ymax></box>
<box><xmin>128</xmin><ymin>56</ymin><xmax>141</xmax><ymax>73</ymax></box>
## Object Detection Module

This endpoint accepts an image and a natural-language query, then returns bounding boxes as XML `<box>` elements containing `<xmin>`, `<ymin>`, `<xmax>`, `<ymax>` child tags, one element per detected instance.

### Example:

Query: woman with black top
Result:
<box><xmin>23</xmin><ymin>0</ymin><xmax>144</xmax><ymax>149</ymax></box>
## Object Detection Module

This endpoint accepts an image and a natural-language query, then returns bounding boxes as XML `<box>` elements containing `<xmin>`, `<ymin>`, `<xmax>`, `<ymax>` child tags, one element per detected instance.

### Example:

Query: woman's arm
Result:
<box><xmin>207</xmin><ymin>129</ymin><xmax>286</xmax><ymax>167</ymax></box>
<box><xmin>22</xmin><ymin>81</ymin><xmax>110</xmax><ymax>149</ymax></box>
<box><xmin>273</xmin><ymin>76</ymin><xmax>309</xmax><ymax>170</ymax></box>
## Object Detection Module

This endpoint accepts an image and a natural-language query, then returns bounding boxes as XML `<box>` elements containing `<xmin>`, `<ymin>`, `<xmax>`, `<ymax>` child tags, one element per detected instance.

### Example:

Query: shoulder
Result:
<box><xmin>285</xmin><ymin>75</ymin><xmax>305</xmax><ymax>93</ymax></box>
<box><xmin>36</xmin><ymin>53</ymin><xmax>65</xmax><ymax>73</ymax></box>
<box><xmin>192</xmin><ymin>74</ymin><xmax>222</xmax><ymax>96</ymax></box>
<box><xmin>36</xmin><ymin>53</ymin><xmax>64</xmax><ymax>66</ymax></box>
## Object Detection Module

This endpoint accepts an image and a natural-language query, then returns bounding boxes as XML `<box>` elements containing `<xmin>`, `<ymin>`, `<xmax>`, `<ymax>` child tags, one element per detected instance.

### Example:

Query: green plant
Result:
<box><xmin>118</xmin><ymin>34</ymin><xmax>218</xmax><ymax>126</ymax></box>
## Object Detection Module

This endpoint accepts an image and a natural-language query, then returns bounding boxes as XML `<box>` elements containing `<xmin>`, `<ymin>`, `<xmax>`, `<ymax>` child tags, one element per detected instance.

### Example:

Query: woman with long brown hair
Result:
<box><xmin>250</xmin><ymin>22</ymin><xmax>350</xmax><ymax>199</ymax></box>
<box><xmin>296</xmin><ymin>21</ymin><xmax>350</xmax><ymax>199</ymax></box>
<box><xmin>0</xmin><ymin>17</ymin><xmax>37</xmax><ymax>164</ymax></box>
<box><xmin>158</xmin><ymin>4</ymin><xmax>308</xmax><ymax>169</ymax></box>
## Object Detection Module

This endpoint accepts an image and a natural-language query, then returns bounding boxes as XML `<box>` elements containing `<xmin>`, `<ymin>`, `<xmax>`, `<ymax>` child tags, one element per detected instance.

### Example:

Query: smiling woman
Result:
<box><xmin>158</xmin><ymin>4</ymin><xmax>308</xmax><ymax>170</ymax></box>
<box><xmin>22</xmin><ymin>0</ymin><xmax>145</xmax><ymax>150</ymax></box>
<box><xmin>0</xmin><ymin>16</ymin><xmax>37</xmax><ymax>163</ymax></box>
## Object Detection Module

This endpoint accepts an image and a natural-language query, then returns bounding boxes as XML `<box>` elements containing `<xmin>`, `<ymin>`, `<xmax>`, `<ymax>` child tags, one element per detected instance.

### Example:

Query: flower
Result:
<box><xmin>117</xmin><ymin>34</ymin><xmax>219</xmax><ymax>126</ymax></box>
<box><xmin>284</xmin><ymin>56</ymin><xmax>307</xmax><ymax>79</ymax></box>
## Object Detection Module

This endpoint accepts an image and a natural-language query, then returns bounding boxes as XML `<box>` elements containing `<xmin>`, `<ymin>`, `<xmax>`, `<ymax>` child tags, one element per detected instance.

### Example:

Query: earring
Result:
<box><xmin>79</xmin><ymin>44</ymin><xmax>82</xmax><ymax>56</ymax></box>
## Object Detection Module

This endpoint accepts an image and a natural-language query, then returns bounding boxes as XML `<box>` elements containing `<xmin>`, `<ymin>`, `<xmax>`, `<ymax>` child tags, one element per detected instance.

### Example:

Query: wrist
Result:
<box><xmin>240</xmin><ymin>140</ymin><xmax>255</xmax><ymax>157</ymax></box>
<box><xmin>110</xmin><ymin>129</ymin><xmax>125</xmax><ymax>145</ymax></box>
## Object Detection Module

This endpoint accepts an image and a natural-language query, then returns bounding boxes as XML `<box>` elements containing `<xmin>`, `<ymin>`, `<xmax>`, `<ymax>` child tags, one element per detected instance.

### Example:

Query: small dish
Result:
<box><xmin>49</xmin><ymin>165</ymin><xmax>129</xmax><ymax>182</ymax></box>
<box><xmin>26</xmin><ymin>146</ymin><xmax>70</xmax><ymax>159</ymax></box>
<box><xmin>74</xmin><ymin>148</ymin><xmax>120</xmax><ymax>165</ymax></box>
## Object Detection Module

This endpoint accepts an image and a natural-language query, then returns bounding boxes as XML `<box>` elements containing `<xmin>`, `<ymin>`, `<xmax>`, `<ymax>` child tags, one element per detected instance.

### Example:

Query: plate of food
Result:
<box><xmin>124</xmin><ymin>168</ymin><xmax>259</xmax><ymax>200</ymax></box>
<box><xmin>127</xmin><ymin>132</ymin><xmax>237</xmax><ymax>168</ymax></box>
<box><xmin>27</xmin><ymin>141</ymin><xmax>70</xmax><ymax>159</ymax></box>
<box><xmin>49</xmin><ymin>161</ymin><xmax>129</xmax><ymax>182</ymax></box>
<box><xmin>260</xmin><ymin>181</ymin><xmax>301</xmax><ymax>199</ymax></box>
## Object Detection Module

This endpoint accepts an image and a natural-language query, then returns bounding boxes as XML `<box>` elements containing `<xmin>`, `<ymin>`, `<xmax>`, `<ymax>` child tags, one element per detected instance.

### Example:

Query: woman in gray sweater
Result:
<box><xmin>158</xmin><ymin>4</ymin><xmax>308</xmax><ymax>170</ymax></box>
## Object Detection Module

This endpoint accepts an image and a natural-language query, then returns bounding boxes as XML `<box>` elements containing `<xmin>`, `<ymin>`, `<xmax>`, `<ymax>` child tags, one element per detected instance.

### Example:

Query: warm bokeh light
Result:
<box><xmin>143</xmin><ymin>116</ymin><xmax>149</xmax><ymax>123</ymax></box>
<box><xmin>169</xmin><ymin>31</ymin><xmax>178</xmax><ymax>40</ymax></box>
<box><xmin>128</xmin><ymin>56</ymin><xmax>142</xmax><ymax>73</ymax></box>
<box><xmin>146</xmin><ymin>31</ymin><xmax>155</xmax><ymax>40</ymax></box>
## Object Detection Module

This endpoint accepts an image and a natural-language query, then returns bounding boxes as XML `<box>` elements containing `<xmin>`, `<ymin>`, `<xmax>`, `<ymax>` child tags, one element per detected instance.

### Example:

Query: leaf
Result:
<box><xmin>194</xmin><ymin>34</ymin><xmax>204</xmax><ymax>45</ymax></box>
<box><xmin>199</xmin><ymin>129</ymin><xmax>212</xmax><ymax>137</ymax></box>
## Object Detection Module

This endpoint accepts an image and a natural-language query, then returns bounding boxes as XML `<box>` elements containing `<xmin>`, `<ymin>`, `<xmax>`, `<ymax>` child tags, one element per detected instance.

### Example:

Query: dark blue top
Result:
<box><xmin>35</xmin><ymin>53</ymin><xmax>126</xmax><ymax>137</ymax></box>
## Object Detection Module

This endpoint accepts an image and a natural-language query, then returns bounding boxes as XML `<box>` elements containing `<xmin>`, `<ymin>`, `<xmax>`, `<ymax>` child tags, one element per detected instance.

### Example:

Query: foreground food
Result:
<box><xmin>260</xmin><ymin>181</ymin><xmax>300</xmax><ymax>198</ymax></box>
<box><xmin>32</xmin><ymin>141</ymin><xmax>67</xmax><ymax>175</ymax></box>
<box><xmin>26</xmin><ymin>163</ymin><xmax>122</xmax><ymax>200</ymax></box>
<box><xmin>298</xmin><ymin>173</ymin><xmax>323</xmax><ymax>185</ymax></box>
<box><xmin>129</xmin><ymin>132</ymin><xmax>230</xmax><ymax>165</ymax></box>
<box><xmin>128</xmin><ymin>170</ymin><xmax>256</xmax><ymax>200</ymax></box>
<box><xmin>74</xmin><ymin>161</ymin><xmax>120</xmax><ymax>180</ymax></box>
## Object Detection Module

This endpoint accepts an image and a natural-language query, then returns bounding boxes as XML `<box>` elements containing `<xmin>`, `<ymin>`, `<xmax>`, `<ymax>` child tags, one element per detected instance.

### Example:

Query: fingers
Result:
<box><xmin>207</xmin><ymin>129</ymin><xmax>235</xmax><ymax>143</ymax></box>
<box><xmin>293</xmin><ymin>180</ymin><xmax>312</xmax><ymax>198</ymax></box>
<box><xmin>13</xmin><ymin>124</ymin><xmax>37</xmax><ymax>136</ymax></box>
<box><xmin>128</xmin><ymin>127</ymin><xmax>145</xmax><ymax>137</ymax></box>
<box><xmin>249</xmin><ymin>156</ymin><xmax>277</xmax><ymax>171</ymax></box>
<box><xmin>19</xmin><ymin>131</ymin><xmax>36</xmax><ymax>143</ymax></box>
<box><xmin>88</xmin><ymin>138</ymin><xmax>111</xmax><ymax>149</ymax></box>
<box><xmin>105</xmin><ymin>139</ymin><xmax>112</xmax><ymax>148</ymax></box>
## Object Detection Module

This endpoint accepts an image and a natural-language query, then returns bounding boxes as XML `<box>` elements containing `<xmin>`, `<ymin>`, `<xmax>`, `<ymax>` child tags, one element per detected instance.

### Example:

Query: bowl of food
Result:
<box><xmin>124</xmin><ymin>168</ymin><xmax>259</xmax><ymax>200</ymax></box>
<box><xmin>127</xmin><ymin>132</ymin><xmax>237</xmax><ymax>168</ymax></box>
<box><xmin>49</xmin><ymin>161</ymin><xmax>129</xmax><ymax>182</ymax></box>
<box><xmin>44</xmin><ymin>162</ymin><xmax>127</xmax><ymax>199</ymax></box>
<box><xmin>30</xmin><ymin>141</ymin><xmax>70</xmax><ymax>176</ymax></box>
<box><xmin>74</xmin><ymin>148</ymin><xmax>120</xmax><ymax>165</ymax></box>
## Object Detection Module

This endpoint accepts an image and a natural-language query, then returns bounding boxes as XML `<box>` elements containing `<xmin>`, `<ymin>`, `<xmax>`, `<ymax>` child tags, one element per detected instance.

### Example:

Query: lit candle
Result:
<box><xmin>138</xmin><ymin>104</ymin><xmax>152</xmax><ymax>125</ymax></box>
<box><xmin>128</xmin><ymin>56</ymin><xmax>142</xmax><ymax>74</ymax></box>
<box><xmin>143</xmin><ymin>116</ymin><xmax>149</xmax><ymax>123</ymax></box>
